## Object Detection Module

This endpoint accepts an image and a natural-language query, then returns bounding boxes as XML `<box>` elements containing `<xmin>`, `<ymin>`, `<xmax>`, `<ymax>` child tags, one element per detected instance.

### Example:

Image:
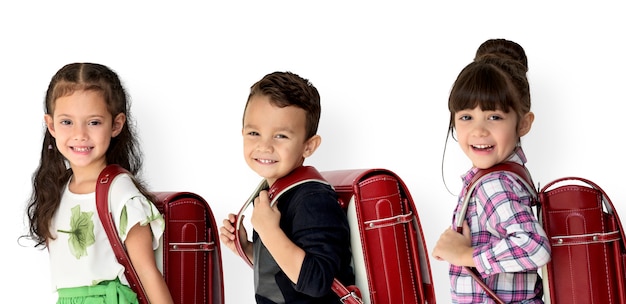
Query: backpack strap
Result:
<box><xmin>455</xmin><ymin>162</ymin><xmax>535</xmax><ymax>230</ymax></box>
<box><xmin>95</xmin><ymin>164</ymin><xmax>149</xmax><ymax>304</ymax></box>
<box><xmin>268</xmin><ymin>166</ymin><xmax>330</xmax><ymax>204</ymax></box>
<box><xmin>233</xmin><ymin>166</ymin><xmax>329</xmax><ymax>266</ymax></box>
<box><xmin>455</xmin><ymin>162</ymin><xmax>535</xmax><ymax>304</ymax></box>
<box><xmin>233</xmin><ymin>166</ymin><xmax>363</xmax><ymax>304</ymax></box>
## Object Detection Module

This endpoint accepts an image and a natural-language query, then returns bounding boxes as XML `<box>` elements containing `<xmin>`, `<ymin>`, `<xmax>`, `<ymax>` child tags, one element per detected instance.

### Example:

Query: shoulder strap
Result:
<box><xmin>469</xmin><ymin>162</ymin><xmax>534</xmax><ymax>195</ymax></box>
<box><xmin>95</xmin><ymin>164</ymin><xmax>149</xmax><ymax>304</ymax></box>
<box><xmin>455</xmin><ymin>162</ymin><xmax>535</xmax><ymax>304</ymax></box>
<box><xmin>456</xmin><ymin>162</ymin><xmax>535</xmax><ymax>230</ymax></box>
<box><xmin>234</xmin><ymin>166</ymin><xmax>329</xmax><ymax>267</ymax></box>
<box><xmin>233</xmin><ymin>166</ymin><xmax>363</xmax><ymax>303</ymax></box>
<box><xmin>268</xmin><ymin>166</ymin><xmax>330</xmax><ymax>204</ymax></box>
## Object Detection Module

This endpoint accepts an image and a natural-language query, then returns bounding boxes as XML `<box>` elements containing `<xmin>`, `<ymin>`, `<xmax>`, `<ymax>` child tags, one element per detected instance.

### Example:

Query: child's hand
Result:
<box><xmin>219</xmin><ymin>213</ymin><xmax>250</xmax><ymax>255</ymax></box>
<box><xmin>250</xmin><ymin>190</ymin><xmax>281</xmax><ymax>238</ymax></box>
<box><xmin>432</xmin><ymin>221</ymin><xmax>474</xmax><ymax>267</ymax></box>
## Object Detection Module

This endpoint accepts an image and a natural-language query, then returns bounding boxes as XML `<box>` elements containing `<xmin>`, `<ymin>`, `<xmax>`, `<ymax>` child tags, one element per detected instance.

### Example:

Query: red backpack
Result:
<box><xmin>457</xmin><ymin>162</ymin><xmax>626</xmax><ymax>304</ymax></box>
<box><xmin>96</xmin><ymin>164</ymin><xmax>225</xmax><ymax>304</ymax></box>
<box><xmin>234</xmin><ymin>166</ymin><xmax>436</xmax><ymax>304</ymax></box>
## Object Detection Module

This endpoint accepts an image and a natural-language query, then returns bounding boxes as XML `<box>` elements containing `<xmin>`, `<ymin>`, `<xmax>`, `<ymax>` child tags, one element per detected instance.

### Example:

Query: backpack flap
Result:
<box><xmin>322</xmin><ymin>168</ymin><xmax>436</xmax><ymax>304</ymax></box>
<box><xmin>539</xmin><ymin>177</ymin><xmax>626</xmax><ymax>303</ymax></box>
<box><xmin>153</xmin><ymin>192</ymin><xmax>225</xmax><ymax>304</ymax></box>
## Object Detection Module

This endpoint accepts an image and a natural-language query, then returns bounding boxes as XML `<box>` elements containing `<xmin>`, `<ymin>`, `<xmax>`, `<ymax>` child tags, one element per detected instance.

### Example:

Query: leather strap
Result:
<box><xmin>233</xmin><ymin>179</ymin><xmax>267</xmax><ymax>267</ymax></box>
<box><xmin>234</xmin><ymin>166</ymin><xmax>363</xmax><ymax>303</ymax></box>
<box><xmin>550</xmin><ymin>230</ymin><xmax>621</xmax><ymax>246</ymax></box>
<box><xmin>331</xmin><ymin>278</ymin><xmax>363</xmax><ymax>304</ymax></box>
<box><xmin>234</xmin><ymin>166</ymin><xmax>328</xmax><ymax>266</ymax></box>
<box><xmin>457</xmin><ymin>162</ymin><xmax>534</xmax><ymax>304</ymax></box>
<box><xmin>95</xmin><ymin>164</ymin><xmax>149</xmax><ymax>304</ymax></box>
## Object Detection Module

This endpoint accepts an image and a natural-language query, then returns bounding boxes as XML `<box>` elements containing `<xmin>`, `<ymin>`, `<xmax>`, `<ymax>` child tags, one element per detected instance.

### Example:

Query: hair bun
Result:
<box><xmin>475</xmin><ymin>38</ymin><xmax>528</xmax><ymax>71</ymax></box>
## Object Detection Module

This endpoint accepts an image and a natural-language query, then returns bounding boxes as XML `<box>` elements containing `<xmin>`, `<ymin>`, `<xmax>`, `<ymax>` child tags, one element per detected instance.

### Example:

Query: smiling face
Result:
<box><xmin>242</xmin><ymin>95</ymin><xmax>320</xmax><ymax>185</ymax></box>
<box><xmin>44</xmin><ymin>90</ymin><xmax>125</xmax><ymax>174</ymax></box>
<box><xmin>454</xmin><ymin>106</ymin><xmax>533</xmax><ymax>169</ymax></box>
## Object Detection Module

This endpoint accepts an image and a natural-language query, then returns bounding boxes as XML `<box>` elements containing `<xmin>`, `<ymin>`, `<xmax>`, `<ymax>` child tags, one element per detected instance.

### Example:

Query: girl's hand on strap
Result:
<box><xmin>432</xmin><ymin>221</ymin><xmax>475</xmax><ymax>267</ymax></box>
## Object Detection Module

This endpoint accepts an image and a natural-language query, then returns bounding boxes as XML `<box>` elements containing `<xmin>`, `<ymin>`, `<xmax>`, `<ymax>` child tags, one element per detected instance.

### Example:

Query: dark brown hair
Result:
<box><xmin>24</xmin><ymin>63</ymin><xmax>151</xmax><ymax>248</ymax></box>
<box><xmin>448</xmin><ymin>39</ymin><xmax>530</xmax><ymax>132</ymax></box>
<box><xmin>244</xmin><ymin>71</ymin><xmax>321</xmax><ymax>140</ymax></box>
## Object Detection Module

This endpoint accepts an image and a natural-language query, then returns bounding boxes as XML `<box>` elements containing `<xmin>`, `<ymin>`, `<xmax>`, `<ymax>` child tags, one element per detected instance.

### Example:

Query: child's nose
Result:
<box><xmin>73</xmin><ymin>125</ymin><xmax>88</xmax><ymax>141</ymax></box>
<box><xmin>256</xmin><ymin>138</ymin><xmax>273</xmax><ymax>152</ymax></box>
<box><xmin>471</xmin><ymin>122</ymin><xmax>489</xmax><ymax>137</ymax></box>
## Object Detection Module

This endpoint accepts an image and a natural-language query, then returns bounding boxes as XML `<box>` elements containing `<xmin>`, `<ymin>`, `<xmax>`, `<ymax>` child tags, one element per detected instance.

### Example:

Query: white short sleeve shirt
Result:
<box><xmin>48</xmin><ymin>173</ymin><xmax>165</xmax><ymax>290</ymax></box>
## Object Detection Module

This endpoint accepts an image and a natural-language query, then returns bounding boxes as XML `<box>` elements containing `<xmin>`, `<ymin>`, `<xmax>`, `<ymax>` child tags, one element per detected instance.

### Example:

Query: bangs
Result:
<box><xmin>449</xmin><ymin>63</ymin><xmax>517</xmax><ymax>113</ymax></box>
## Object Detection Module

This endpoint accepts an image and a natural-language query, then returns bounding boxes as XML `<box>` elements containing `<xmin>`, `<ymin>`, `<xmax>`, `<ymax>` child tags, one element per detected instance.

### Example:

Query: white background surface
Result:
<box><xmin>1</xmin><ymin>1</ymin><xmax>624</xmax><ymax>303</ymax></box>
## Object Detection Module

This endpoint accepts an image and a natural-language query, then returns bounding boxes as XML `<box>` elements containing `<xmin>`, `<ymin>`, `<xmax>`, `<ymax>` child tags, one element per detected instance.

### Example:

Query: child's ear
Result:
<box><xmin>518</xmin><ymin>112</ymin><xmax>534</xmax><ymax>137</ymax></box>
<box><xmin>44</xmin><ymin>114</ymin><xmax>56</xmax><ymax>137</ymax></box>
<box><xmin>112</xmin><ymin>113</ymin><xmax>126</xmax><ymax>137</ymax></box>
<box><xmin>303</xmin><ymin>135</ymin><xmax>321</xmax><ymax>158</ymax></box>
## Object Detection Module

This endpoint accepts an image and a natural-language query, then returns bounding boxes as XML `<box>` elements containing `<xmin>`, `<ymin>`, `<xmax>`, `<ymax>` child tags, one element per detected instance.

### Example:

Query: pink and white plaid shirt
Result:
<box><xmin>449</xmin><ymin>148</ymin><xmax>551</xmax><ymax>303</ymax></box>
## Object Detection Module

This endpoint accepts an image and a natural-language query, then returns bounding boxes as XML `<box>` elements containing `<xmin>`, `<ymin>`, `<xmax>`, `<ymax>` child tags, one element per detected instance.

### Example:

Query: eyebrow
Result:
<box><xmin>242</xmin><ymin>124</ymin><xmax>296</xmax><ymax>134</ymax></box>
<box><xmin>55</xmin><ymin>113</ymin><xmax>107</xmax><ymax>120</ymax></box>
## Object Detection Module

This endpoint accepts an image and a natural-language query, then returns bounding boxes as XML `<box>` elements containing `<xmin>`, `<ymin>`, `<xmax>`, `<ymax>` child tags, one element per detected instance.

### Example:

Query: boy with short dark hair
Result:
<box><xmin>220</xmin><ymin>71</ymin><xmax>355</xmax><ymax>303</ymax></box>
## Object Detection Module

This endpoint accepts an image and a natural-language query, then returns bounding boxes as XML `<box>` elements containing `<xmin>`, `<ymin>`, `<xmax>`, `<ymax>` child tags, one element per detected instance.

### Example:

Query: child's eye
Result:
<box><xmin>59</xmin><ymin>119</ymin><xmax>72</xmax><ymax>125</ymax></box>
<box><xmin>246</xmin><ymin>131</ymin><xmax>259</xmax><ymax>136</ymax></box>
<box><xmin>488</xmin><ymin>114</ymin><xmax>503</xmax><ymax>120</ymax></box>
<box><xmin>88</xmin><ymin>120</ymin><xmax>102</xmax><ymax>126</ymax></box>
<box><xmin>458</xmin><ymin>115</ymin><xmax>471</xmax><ymax>121</ymax></box>
<box><xmin>274</xmin><ymin>134</ymin><xmax>288</xmax><ymax>139</ymax></box>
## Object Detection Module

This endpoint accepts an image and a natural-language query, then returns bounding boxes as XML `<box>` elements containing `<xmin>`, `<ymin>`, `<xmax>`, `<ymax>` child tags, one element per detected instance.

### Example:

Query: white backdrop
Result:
<box><xmin>2</xmin><ymin>1</ymin><xmax>624</xmax><ymax>303</ymax></box>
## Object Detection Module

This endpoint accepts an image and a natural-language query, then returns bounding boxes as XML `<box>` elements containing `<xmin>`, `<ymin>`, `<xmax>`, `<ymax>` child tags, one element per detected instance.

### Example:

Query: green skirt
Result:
<box><xmin>57</xmin><ymin>279</ymin><xmax>138</xmax><ymax>304</ymax></box>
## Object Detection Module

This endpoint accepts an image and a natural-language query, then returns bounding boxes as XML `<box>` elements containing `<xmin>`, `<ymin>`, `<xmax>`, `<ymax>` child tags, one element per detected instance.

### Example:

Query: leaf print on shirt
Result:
<box><xmin>146</xmin><ymin>204</ymin><xmax>164</xmax><ymax>223</ymax></box>
<box><xmin>119</xmin><ymin>199</ymin><xmax>164</xmax><ymax>238</ymax></box>
<box><xmin>57</xmin><ymin>205</ymin><xmax>95</xmax><ymax>259</ymax></box>
<box><xmin>120</xmin><ymin>206</ymin><xmax>128</xmax><ymax>237</ymax></box>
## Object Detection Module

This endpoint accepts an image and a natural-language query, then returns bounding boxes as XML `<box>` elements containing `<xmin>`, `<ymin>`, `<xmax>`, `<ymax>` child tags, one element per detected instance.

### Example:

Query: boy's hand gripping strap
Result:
<box><xmin>456</xmin><ymin>162</ymin><xmax>535</xmax><ymax>304</ymax></box>
<box><xmin>95</xmin><ymin>164</ymin><xmax>150</xmax><ymax>304</ymax></box>
<box><xmin>233</xmin><ymin>166</ymin><xmax>363</xmax><ymax>304</ymax></box>
<box><xmin>233</xmin><ymin>166</ymin><xmax>329</xmax><ymax>267</ymax></box>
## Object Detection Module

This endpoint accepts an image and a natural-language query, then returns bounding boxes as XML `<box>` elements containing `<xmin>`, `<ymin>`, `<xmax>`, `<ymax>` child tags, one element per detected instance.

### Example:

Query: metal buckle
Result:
<box><xmin>339</xmin><ymin>291</ymin><xmax>363</xmax><ymax>304</ymax></box>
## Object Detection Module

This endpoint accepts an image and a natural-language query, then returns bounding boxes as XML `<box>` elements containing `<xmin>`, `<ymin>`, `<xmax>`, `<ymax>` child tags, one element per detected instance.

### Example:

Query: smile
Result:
<box><xmin>72</xmin><ymin>146</ymin><xmax>92</xmax><ymax>152</ymax></box>
<box><xmin>256</xmin><ymin>158</ymin><xmax>276</xmax><ymax>164</ymax></box>
<box><xmin>472</xmin><ymin>144</ymin><xmax>493</xmax><ymax>150</ymax></box>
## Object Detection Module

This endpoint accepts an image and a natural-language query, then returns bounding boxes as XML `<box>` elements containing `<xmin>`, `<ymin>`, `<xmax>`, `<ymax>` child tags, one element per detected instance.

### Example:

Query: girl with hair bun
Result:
<box><xmin>432</xmin><ymin>39</ymin><xmax>551</xmax><ymax>303</ymax></box>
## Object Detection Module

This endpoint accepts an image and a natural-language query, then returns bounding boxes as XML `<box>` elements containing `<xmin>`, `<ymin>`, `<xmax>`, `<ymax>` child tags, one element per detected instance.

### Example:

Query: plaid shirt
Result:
<box><xmin>450</xmin><ymin>148</ymin><xmax>551</xmax><ymax>303</ymax></box>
